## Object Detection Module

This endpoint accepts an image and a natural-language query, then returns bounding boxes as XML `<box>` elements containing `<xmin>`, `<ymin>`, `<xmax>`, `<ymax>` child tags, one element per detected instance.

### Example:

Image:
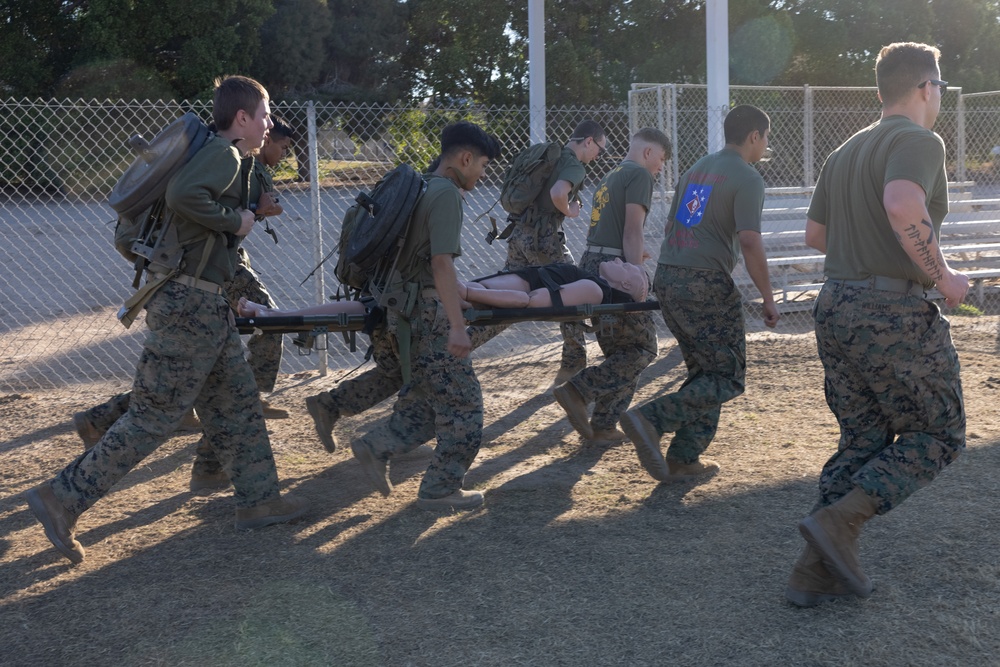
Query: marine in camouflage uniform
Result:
<box><xmin>498</xmin><ymin>122</ymin><xmax>607</xmax><ymax>382</ymax></box>
<box><xmin>27</xmin><ymin>80</ymin><xmax>307</xmax><ymax>564</ymax></box>
<box><xmin>349</xmin><ymin>121</ymin><xmax>499</xmax><ymax>509</ymax></box>
<box><xmin>621</xmin><ymin>106</ymin><xmax>778</xmax><ymax>483</ymax></box>
<box><xmin>555</xmin><ymin>129</ymin><xmax>670</xmax><ymax>444</ymax></box>
<box><xmin>73</xmin><ymin>149</ymin><xmax>289</xmax><ymax>488</ymax></box>
<box><xmin>786</xmin><ymin>44</ymin><xmax>969</xmax><ymax>607</ymax></box>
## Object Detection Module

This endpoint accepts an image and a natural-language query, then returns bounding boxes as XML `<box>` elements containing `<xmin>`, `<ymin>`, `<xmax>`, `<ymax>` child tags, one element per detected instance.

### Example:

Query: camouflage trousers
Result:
<box><xmin>313</xmin><ymin>324</ymin><xmax>402</xmax><ymax>421</ymax></box>
<box><xmin>569</xmin><ymin>250</ymin><xmax>656</xmax><ymax>431</ymax></box>
<box><xmin>83</xmin><ymin>250</ymin><xmax>281</xmax><ymax>475</ymax></box>
<box><xmin>51</xmin><ymin>282</ymin><xmax>280</xmax><ymax>515</ymax></box>
<box><xmin>360</xmin><ymin>295</ymin><xmax>484</xmax><ymax>499</ymax></box>
<box><xmin>505</xmin><ymin>217</ymin><xmax>587</xmax><ymax>372</ymax></box>
<box><xmin>812</xmin><ymin>282</ymin><xmax>965</xmax><ymax>514</ymax></box>
<box><xmin>226</xmin><ymin>248</ymin><xmax>282</xmax><ymax>393</ymax></box>
<box><xmin>636</xmin><ymin>265</ymin><xmax>746</xmax><ymax>464</ymax></box>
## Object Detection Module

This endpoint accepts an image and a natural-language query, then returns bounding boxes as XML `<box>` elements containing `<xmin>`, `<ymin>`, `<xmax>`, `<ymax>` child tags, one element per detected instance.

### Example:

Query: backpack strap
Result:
<box><xmin>117</xmin><ymin>225</ymin><xmax>219</xmax><ymax>329</ymax></box>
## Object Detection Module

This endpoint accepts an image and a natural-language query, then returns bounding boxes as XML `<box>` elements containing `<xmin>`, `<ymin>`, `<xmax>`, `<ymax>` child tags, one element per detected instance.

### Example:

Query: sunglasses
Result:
<box><xmin>918</xmin><ymin>79</ymin><xmax>948</xmax><ymax>93</ymax></box>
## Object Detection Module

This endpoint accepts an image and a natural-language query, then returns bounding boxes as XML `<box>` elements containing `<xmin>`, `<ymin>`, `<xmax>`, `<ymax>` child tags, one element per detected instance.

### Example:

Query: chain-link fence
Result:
<box><xmin>2</xmin><ymin>90</ymin><xmax>1000</xmax><ymax>392</ymax></box>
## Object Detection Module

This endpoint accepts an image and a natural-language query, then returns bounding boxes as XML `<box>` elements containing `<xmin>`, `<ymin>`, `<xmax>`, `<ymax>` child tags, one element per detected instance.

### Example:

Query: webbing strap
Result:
<box><xmin>536</xmin><ymin>266</ymin><xmax>565</xmax><ymax>308</ymax></box>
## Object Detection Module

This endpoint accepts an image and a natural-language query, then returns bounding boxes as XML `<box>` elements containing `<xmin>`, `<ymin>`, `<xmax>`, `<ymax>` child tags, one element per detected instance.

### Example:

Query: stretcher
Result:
<box><xmin>235</xmin><ymin>301</ymin><xmax>660</xmax><ymax>335</ymax></box>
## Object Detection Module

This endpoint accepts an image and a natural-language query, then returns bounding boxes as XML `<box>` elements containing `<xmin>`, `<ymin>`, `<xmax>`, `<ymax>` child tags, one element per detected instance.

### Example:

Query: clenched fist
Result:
<box><xmin>255</xmin><ymin>191</ymin><xmax>283</xmax><ymax>218</ymax></box>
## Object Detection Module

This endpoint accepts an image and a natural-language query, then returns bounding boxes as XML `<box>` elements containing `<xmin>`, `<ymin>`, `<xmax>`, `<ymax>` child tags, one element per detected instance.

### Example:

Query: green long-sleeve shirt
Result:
<box><xmin>164</xmin><ymin>135</ymin><xmax>249</xmax><ymax>287</ymax></box>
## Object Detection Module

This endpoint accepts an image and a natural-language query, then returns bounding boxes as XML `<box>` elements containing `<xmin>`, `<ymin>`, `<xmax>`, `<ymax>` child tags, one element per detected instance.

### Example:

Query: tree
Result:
<box><xmin>253</xmin><ymin>0</ymin><xmax>332</xmax><ymax>94</ymax></box>
<box><xmin>0</xmin><ymin>0</ymin><xmax>84</xmax><ymax>97</ymax></box>
<box><xmin>318</xmin><ymin>0</ymin><xmax>410</xmax><ymax>103</ymax></box>
<box><xmin>401</xmin><ymin>0</ymin><xmax>527</xmax><ymax>106</ymax></box>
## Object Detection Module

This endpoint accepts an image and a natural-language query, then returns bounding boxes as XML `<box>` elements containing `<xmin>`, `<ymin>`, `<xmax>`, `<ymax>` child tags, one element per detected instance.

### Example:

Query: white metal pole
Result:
<box><xmin>706</xmin><ymin>0</ymin><xmax>729</xmax><ymax>153</ymax></box>
<box><xmin>528</xmin><ymin>0</ymin><xmax>546</xmax><ymax>144</ymax></box>
<box><xmin>307</xmin><ymin>102</ymin><xmax>327</xmax><ymax>375</ymax></box>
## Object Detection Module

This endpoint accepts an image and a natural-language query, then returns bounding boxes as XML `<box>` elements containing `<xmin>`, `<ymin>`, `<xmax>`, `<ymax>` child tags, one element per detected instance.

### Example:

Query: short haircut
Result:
<box><xmin>270</xmin><ymin>115</ymin><xmax>296</xmax><ymax>141</ymax></box>
<box><xmin>724</xmin><ymin>105</ymin><xmax>770</xmax><ymax>145</ymax></box>
<box><xmin>569</xmin><ymin>119</ymin><xmax>606</xmax><ymax>144</ymax></box>
<box><xmin>440</xmin><ymin>121</ymin><xmax>501</xmax><ymax>160</ymax></box>
<box><xmin>876</xmin><ymin>42</ymin><xmax>941</xmax><ymax>106</ymax></box>
<box><xmin>633</xmin><ymin>127</ymin><xmax>672</xmax><ymax>157</ymax></box>
<box><xmin>213</xmin><ymin>75</ymin><xmax>268</xmax><ymax>131</ymax></box>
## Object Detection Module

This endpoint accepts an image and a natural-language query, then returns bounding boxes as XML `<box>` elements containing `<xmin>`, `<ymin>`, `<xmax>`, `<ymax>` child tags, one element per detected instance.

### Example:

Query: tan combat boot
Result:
<box><xmin>785</xmin><ymin>543</ymin><xmax>854</xmax><ymax>607</ymax></box>
<box><xmin>798</xmin><ymin>487</ymin><xmax>878</xmax><ymax>597</ymax></box>
<box><xmin>553</xmin><ymin>382</ymin><xmax>593</xmax><ymax>439</ymax></box>
<box><xmin>351</xmin><ymin>437</ymin><xmax>392</xmax><ymax>497</ymax></box>
<box><xmin>588</xmin><ymin>427</ymin><xmax>627</xmax><ymax>447</ymax></box>
<box><xmin>26</xmin><ymin>483</ymin><xmax>85</xmax><ymax>564</ymax></box>
<box><xmin>305</xmin><ymin>394</ymin><xmax>340</xmax><ymax>453</ymax></box>
<box><xmin>260</xmin><ymin>398</ymin><xmax>290</xmax><ymax>419</ymax></box>
<box><xmin>621</xmin><ymin>410</ymin><xmax>668</xmax><ymax>481</ymax></box>
<box><xmin>665</xmin><ymin>457</ymin><xmax>720</xmax><ymax>483</ymax></box>
<box><xmin>234</xmin><ymin>493</ymin><xmax>310</xmax><ymax>530</ymax></box>
<box><xmin>416</xmin><ymin>489</ymin><xmax>484</xmax><ymax>511</ymax></box>
<box><xmin>72</xmin><ymin>411</ymin><xmax>104</xmax><ymax>450</ymax></box>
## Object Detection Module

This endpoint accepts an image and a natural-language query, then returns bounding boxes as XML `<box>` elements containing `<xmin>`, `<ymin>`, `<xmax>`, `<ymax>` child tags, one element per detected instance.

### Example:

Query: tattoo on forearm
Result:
<box><xmin>903</xmin><ymin>220</ymin><xmax>944</xmax><ymax>281</ymax></box>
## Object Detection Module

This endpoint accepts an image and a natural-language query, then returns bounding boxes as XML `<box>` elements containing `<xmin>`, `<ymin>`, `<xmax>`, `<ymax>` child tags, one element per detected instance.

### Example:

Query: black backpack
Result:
<box><xmin>333</xmin><ymin>164</ymin><xmax>426</xmax><ymax>301</ymax></box>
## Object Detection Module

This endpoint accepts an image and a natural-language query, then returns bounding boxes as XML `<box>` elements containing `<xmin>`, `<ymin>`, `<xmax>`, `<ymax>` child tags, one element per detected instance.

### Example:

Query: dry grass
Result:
<box><xmin>2</xmin><ymin>321</ymin><xmax>1000</xmax><ymax>666</ymax></box>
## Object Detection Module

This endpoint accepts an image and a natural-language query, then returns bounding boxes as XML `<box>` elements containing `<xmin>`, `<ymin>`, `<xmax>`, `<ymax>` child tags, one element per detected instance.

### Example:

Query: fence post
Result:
<box><xmin>307</xmin><ymin>101</ymin><xmax>327</xmax><ymax>376</ymax></box>
<box><xmin>668</xmin><ymin>84</ymin><xmax>679</xmax><ymax>189</ymax></box>
<box><xmin>957</xmin><ymin>89</ymin><xmax>967</xmax><ymax>185</ymax></box>
<box><xmin>803</xmin><ymin>84</ymin><xmax>814</xmax><ymax>187</ymax></box>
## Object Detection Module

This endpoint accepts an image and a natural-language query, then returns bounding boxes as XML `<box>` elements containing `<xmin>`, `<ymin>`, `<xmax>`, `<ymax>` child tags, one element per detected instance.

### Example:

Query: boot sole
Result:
<box><xmin>306</xmin><ymin>396</ymin><xmax>338</xmax><ymax>453</ymax></box>
<box><xmin>798</xmin><ymin>516</ymin><xmax>873</xmax><ymax>598</ymax></box>
<box><xmin>26</xmin><ymin>488</ymin><xmax>84</xmax><ymax>564</ymax></box>
<box><xmin>553</xmin><ymin>385</ymin><xmax>593</xmax><ymax>439</ymax></box>
<box><xmin>350</xmin><ymin>440</ymin><xmax>392</xmax><ymax>497</ymax></box>
<box><xmin>621</xmin><ymin>412</ymin><xmax>668</xmax><ymax>481</ymax></box>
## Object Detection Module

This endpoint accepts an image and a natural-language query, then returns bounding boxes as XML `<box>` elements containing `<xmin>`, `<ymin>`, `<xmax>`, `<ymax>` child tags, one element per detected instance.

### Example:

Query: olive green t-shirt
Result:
<box><xmin>808</xmin><ymin>115</ymin><xmax>948</xmax><ymax>287</ymax></box>
<box><xmin>586</xmin><ymin>160</ymin><xmax>654</xmax><ymax>248</ymax></box>
<box><xmin>659</xmin><ymin>148</ymin><xmax>765</xmax><ymax>274</ymax></box>
<box><xmin>395</xmin><ymin>174</ymin><xmax>464</xmax><ymax>288</ymax></box>
<box><xmin>532</xmin><ymin>146</ymin><xmax>586</xmax><ymax>219</ymax></box>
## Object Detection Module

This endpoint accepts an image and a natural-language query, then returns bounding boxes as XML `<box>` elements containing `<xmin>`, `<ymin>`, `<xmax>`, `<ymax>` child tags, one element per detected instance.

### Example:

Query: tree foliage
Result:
<box><xmin>400</xmin><ymin>0</ymin><xmax>527</xmax><ymax>106</ymax></box>
<box><xmin>5</xmin><ymin>0</ymin><xmax>1000</xmax><ymax>103</ymax></box>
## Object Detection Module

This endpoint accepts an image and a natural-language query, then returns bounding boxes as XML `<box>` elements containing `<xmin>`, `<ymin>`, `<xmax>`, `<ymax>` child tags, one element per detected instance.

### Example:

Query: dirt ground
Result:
<box><xmin>2</xmin><ymin>317</ymin><xmax>1000</xmax><ymax>666</ymax></box>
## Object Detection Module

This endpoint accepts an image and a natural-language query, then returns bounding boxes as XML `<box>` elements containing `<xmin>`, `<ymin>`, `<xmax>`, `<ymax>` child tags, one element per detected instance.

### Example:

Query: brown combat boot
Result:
<box><xmin>416</xmin><ymin>489</ymin><xmax>484</xmax><ymax>511</ymax></box>
<box><xmin>305</xmin><ymin>394</ymin><xmax>340</xmax><ymax>453</ymax></box>
<box><xmin>665</xmin><ymin>457</ymin><xmax>720</xmax><ymax>483</ymax></box>
<box><xmin>588</xmin><ymin>427</ymin><xmax>627</xmax><ymax>447</ymax></box>
<box><xmin>234</xmin><ymin>493</ymin><xmax>310</xmax><ymax>530</ymax></box>
<box><xmin>798</xmin><ymin>487</ymin><xmax>878</xmax><ymax>597</ymax></box>
<box><xmin>26</xmin><ymin>483</ymin><xmax>85</xmax><ymax>564</ymax></box>
<box><xmin>621</xmin><ymin>410</ymin><xmax>668</xmax><ymax>481</ymax></box>
<box><xmin>785</xmin><ymin>543</ymin><xmax>854</xmax><ymax>607</ymax></box>
<box><xmin>351</xmin><ymin>437</ymin><xmax>392</xmax><ymax>497</ymax></box>
<box><xmin>552</xmin><ymin>363</ymin><xmax>585</xmax><ymax>389</ymax></box>
<box><xmin>189</xmin><ymin>471</ymin><xmax>231</xmax><ymax>495</ymax></box>
<box><xmin>553</xmin><ymin>382</ymin><xmax>593</xmax><ymax>439</ymax></box>
<box><xmin>260</xmin><ymin>398</ymin><xmax>290</xmax><ymax>420</ymax></box>
<box><xmin>72</xmin><ymin>411</ymin><xmax>103</xmax><ymax>450</ymax></box>
<box><xmin>179</xmin><ymin>409</ymin><xmax>201</xmax><ymax>430</ymax></box>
